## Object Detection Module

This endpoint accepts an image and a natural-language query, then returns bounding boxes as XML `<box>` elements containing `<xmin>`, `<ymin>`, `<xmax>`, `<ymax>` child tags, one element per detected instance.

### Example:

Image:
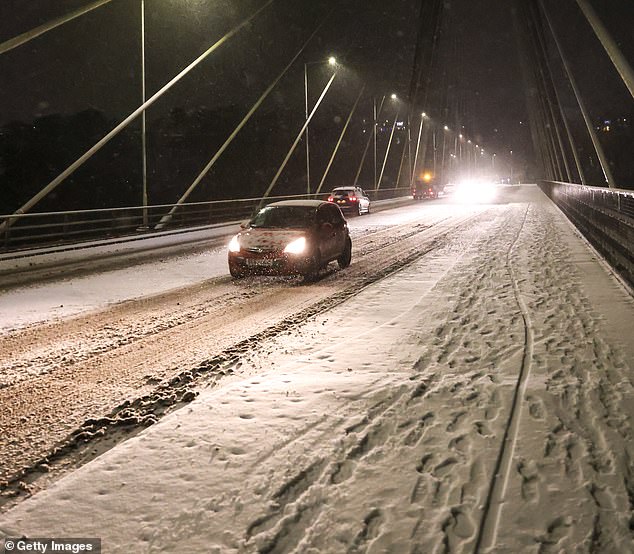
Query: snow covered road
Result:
<box><xmin>1</xmin><ymin>186</ymin><xmax>633</xmax><ymax>553</ymax></box>
<box><xmin>0</xmin><ymin>198</ymin><xmax>483</xmax><ymax>486</ymax></box>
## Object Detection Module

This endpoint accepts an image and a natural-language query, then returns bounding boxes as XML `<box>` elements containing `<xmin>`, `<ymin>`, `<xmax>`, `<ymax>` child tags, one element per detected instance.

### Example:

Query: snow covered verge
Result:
<box><xmin>1</xmin><ymin>186</ymin><xmax>633</xmax><ymax>553</ymax></box>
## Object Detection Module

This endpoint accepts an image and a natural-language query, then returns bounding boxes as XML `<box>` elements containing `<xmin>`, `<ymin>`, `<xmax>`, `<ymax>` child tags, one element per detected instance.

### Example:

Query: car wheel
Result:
<box><xmin>303</xmin><ymin>250</ymin><xmax>322</xmax><ymax>282</ymax></box>
<box><xmin>366</xmin><ymin>203</ymin><xmax>370</xmax><ymax>214</ymax></box>
<box><xmin>229</xmin><ymin>266</ymin><xmax>245</xmax><ymax>279</ymax></box>
<box><xmin>337</xmin><ymin>238</ymin><xmax>352</xmax><ymax>269</ymax></box>
<box><xmin>357</xmin><ymin>203</ymin><xmax>363</xmax><ymax>216</ymax></box>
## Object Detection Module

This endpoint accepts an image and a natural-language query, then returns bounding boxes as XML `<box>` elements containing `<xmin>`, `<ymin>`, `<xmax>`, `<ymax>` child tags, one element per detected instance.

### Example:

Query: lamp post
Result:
<box><xmin>410</xmin><ymin>112</ymin><xmax>426</xmax><ymax>187</ymax></box>
<box><xmin>441</xmin><ymin>125</ymin><xmax>449</xmax><ymax>183</ymax></box>
<box><xmin>376</xmin><ymin>94</ymin><xmax>399</xmax><ymax>190</ymax></box>
<box><xmin>373</xmin><ymin>95</ymin><xmax>386</xmax><ymax>190</ymax></box>
<box><xmin>304</xmin><ymin>56</ymin><xmax>336</xmax><ymax>195</ymax></box>
<box><xmin>510</xmin><ymin>150</ymin><xmax>514</xmax><ymax>183</ymax></box>
<box><xmin>458</xmin><ymin>134</ymin><xmax>463</xmax><ymax>164</ymax></box>
<box><xmin>466</xmin><ymin>139</ymin><xmax>471</xmax><ymax>175</ymax></box>
<box><xmin>140</xmin><ymin>0</ymin><xmax>148</xmax><ymax>228</ymax></box>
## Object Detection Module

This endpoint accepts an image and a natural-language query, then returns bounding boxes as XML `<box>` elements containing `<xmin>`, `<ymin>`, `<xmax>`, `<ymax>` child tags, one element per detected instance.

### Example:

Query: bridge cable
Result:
<box><xmin>0</xmin><ymin>0</ymin><xmax>278</xmax><ymax>233</ymax></box>
<box><xmin>315</xmin><ymin>85</ymin><xmax>366</xmax><ymax>195</ymax></box>
<box><xmin>512</xmin><ymin>3</ymin><xmax>558</xmax><ymax>180</ymax></box>
<box><xmin>525</xmin><ymin>2</ymin><xmax>570</xmax><ymax>182</ymax></box>
<box><xmin>352</xmin><ymin>96</ymin><xmax>386</xmax><ymax>189</ymax></box>
<box><xmin>157</xmin><ymin>6</ymin><xmax>339</xmax><ymax>227</ymax></box>
<box><xmin>529</xmin><ymin>2</ymin><xmax>585</xmax><ymax>184</ymax></box>
<box><xmin>575</xmin><ymin>0</ymin><xmax>634</xmax><ymax>99</ymax></box>
<box><xmin>0</xmin><ymin>0</ymin><xmax>114</xmax><ymax>56</ymax></box>
<box><xmin>529</xmin><ymin>2</ymin><xmax>573</xmax><ymax>182</ymax></box>
<box><xmin>376</xmin><ymin>109</ymin><xmax>400</xmax><ymax>190</ymax></box>
<box><xmin>259</xmin><ymin>72</ymin><xmax>338</xmax><ymax>207</ymax></box>
<box><xmin>539</xmin><ymin>0</ymin><xmax>617</xmax><ymax>188</ymax></box>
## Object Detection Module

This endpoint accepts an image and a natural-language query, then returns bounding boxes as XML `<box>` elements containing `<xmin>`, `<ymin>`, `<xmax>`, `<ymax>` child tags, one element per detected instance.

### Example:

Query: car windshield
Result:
<box><xmin>333</xmin><ymin>189</ymin><xmax>354</xmax><ymax>196</ymax></box>
<box><xmin>250</xmin><ymin>206</ymin><xmax>316</xmax><ymax>229</ymax></box>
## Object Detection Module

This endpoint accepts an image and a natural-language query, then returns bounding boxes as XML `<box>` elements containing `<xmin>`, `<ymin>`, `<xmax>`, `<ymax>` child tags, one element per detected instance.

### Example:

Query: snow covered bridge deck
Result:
<box><xmin>1</xmin><ymin>185</ymin><xmax>633</xmax><ymax>553</ymax></box>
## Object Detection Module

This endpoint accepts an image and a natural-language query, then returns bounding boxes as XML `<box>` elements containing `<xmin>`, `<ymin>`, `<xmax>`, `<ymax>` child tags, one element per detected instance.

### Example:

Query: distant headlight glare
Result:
<box><xmin>228</xmin><ymin>235</ymin><xmax>241</xmax><ymax>253</ymax></box>
<box><xmin>284</xmin><ymin>237</ymin><xmax>306</xmax><ymax>255</ymax></box>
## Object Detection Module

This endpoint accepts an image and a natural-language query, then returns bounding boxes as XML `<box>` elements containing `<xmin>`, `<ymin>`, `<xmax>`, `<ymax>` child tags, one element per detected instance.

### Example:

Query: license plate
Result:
<box><xmin>246</xmin><ymin>258</ymin><xmax>275</xmax><ymax>267</ymax></box>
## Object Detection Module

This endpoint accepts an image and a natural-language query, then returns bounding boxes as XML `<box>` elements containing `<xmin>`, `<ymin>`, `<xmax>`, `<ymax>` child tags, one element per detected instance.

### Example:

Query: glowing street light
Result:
<box><xmin>391</xmin><ymin>93</ymin><xmax>398</xmax><ymax>100</ymax></box>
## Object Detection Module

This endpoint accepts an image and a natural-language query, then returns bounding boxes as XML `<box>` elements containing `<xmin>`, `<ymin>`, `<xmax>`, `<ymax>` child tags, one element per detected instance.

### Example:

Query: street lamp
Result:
<box><xmin>410</xmin><ymin>112</ymin><xmax>427</xmax><ymax>187</ymax></box>
<box><xmin>304</xmin><ymin>56</ymin><xmax>337</xmax><ymax>194</ymax></box>
<box><xmin>441</xmin><ymin>125</ymin><xmax>449</xmax><ymax>183</ymax></box>
<box><xmin>377</xmin><ymin>93</ymin><xmax>400</xmax><ymax>189</ymax></box>
<box><xmin>510</xmin><ymin>150</ymin><xmax>514</xmax><ymax>183</ymax></box>
<box><xmin>140</xmin><ymin>0</ymin><xmax>148</xmax><ymax>228</ymax></box>
<box><xmin>458</xmin><ymin>134</ymin><xmax>464</xmax><ymax>165</ymax></box>
<box><xmin>372</xmin><ymin>94</ymin><xmax>398</xmax><ymax>189</ymax></box>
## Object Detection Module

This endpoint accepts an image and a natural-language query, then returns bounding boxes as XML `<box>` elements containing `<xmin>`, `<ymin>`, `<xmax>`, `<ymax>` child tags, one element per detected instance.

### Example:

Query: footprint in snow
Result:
<box><xmin>433</xmin><ymin>457</ymin><xmax>459</xmax><ymax>478</ymax></box>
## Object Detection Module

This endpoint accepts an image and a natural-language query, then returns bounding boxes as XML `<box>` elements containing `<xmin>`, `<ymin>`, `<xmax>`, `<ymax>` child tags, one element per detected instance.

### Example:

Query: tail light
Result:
<box><xmin>350</xmin><ymin>196</ymin><xmax>357</xmax><ymax>202</ymax></box>
<box><xmin>328</xmin><ymin>196</ymin><xmax>334</xmax><ymax>202</ymax></box>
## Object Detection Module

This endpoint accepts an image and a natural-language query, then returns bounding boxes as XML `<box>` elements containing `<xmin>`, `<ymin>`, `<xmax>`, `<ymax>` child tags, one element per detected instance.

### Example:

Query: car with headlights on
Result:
<box><xmin>411</xmin><ymin>172</ymin><xmax>440</xmax><ymax>200</ymax></box>
<box><xmin>327</xmin><ymin>186</ymin><xmax>370</xmax><ymax>215</ymax></box>
<box><xmin>228</xmin><ymin>200</ymin><xmax>352</xmax><ymax>280</ymax></box>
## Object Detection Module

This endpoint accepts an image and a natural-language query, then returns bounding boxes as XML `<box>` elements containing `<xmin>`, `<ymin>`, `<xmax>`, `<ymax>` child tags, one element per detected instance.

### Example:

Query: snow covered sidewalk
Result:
<box><xmin>1</xmin><ymin>186</ymin><xmax>633</xmax><ymax>553</ymax></box>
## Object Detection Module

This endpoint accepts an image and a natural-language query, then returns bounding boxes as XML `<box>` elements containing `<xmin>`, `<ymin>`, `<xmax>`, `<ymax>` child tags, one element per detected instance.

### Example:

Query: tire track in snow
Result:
<box><xmin>0</xmin><ymin>215</ymin><xmax>455</xmax><ymax>387</ymax></box>
<box><xmin>509</xmin><ymin>201</ymin><xmax>634</xmax><ymax>551</ymax></box>
<box><xmin>338</xmin><ymin>207</ymin><xmax>527</xmax><ymax>554</ymax></box>
<box><xmin>1</xmin><ymin>213</ymin><xmax>484</xmax><ymax>510</ymax></box>
<box><xmin>474</xmin><ymin>203</ymin><xmax>534</xmax><ymax>553</ymax></box>
<box><xmin>246</xmin><ymin>384</ymin><xmax>412</xmax><ymax>553</ymax></box>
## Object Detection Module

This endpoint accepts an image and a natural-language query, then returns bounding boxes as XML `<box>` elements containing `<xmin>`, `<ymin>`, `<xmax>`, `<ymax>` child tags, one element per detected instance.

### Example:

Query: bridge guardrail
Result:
<box><xmin>0</xmin><ymin>187</ymin><xmax>411</xmax><ymax>253</ymax></box>
<box><xmin>539</xmin><ymin>180</ymin><xmax>634</xmax><ymax>288</ymax></box>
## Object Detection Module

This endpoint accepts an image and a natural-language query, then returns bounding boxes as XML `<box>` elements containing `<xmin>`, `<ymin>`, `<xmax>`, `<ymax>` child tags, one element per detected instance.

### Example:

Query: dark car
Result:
<box><xmin>327</xmin><ymin>186</ymin><xmax>371</xmax><ymax>215</ymax></box>
<box><xmin>228</xmin><ymin>200</ymin><xmax>352</xmax><ymax>280</ymax></box>
<box><xmin>412</xmin><ymin>173</ymin><xmax>441</xmax><ymax>200</ymax></box>
<box><xmin>414</xmin><ymin>184</ymin><xmax>440</xmax><ymax>199</ymax></box>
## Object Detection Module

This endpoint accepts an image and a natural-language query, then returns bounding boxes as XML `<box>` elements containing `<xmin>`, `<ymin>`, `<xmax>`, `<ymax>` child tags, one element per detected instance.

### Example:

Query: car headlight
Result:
<box><xmin>283</xmin><ymin>236</ymin><xmax>306</xmax><ymax>255</ymax></box>
<box><xmin>228</xmin><ymin>235</ymin><xmax>241</xmax><ymax>253</ymax></box>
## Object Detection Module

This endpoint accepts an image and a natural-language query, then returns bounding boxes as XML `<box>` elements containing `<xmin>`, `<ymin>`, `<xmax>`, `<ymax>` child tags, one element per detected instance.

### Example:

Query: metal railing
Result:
<box><xmin>539</xmin><ymin>180</ymin><xmax>634</xmax><ymax>288</ymax></box>
<box><xmin>1</xmin><ymin>187</ymin><xmax>410</xmax><ymax>253</ymax></box>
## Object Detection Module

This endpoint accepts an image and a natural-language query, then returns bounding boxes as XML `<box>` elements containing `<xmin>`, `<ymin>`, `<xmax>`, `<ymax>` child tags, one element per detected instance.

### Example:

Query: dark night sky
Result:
<box><xmin>1</xmin><ymin>1</ymin><xmax>631</xmax><ymax>136</ymax></box>
<box><xmin>1</xmin><ymin>0</ymin><xmax>632</xmax><ymax>203</ymax></box>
